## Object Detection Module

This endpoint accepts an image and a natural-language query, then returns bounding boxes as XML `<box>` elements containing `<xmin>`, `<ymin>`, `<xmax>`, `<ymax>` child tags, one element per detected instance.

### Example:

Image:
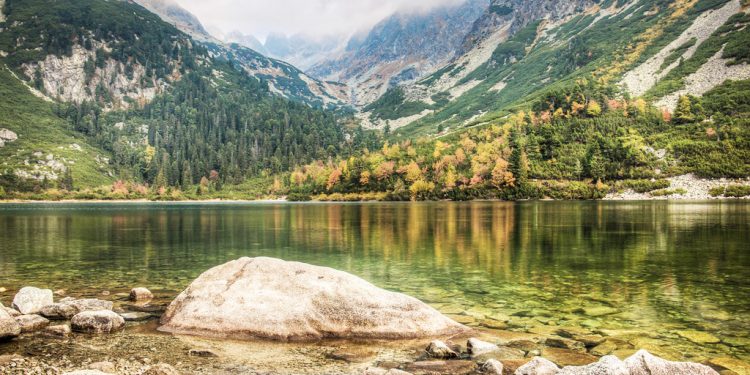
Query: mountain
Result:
<box><xmin>225</xmin><ymin>31</ymin><xmax>267</xmax><ymax>55</ymax></box>
<box><xmin>133</xmin><ymin>0</ymin><xmax>349</xmax><ymax>108</ymax></box>
<box><xmin>309</xmin><ymin>0</ymin><xmax>490</xmax><ymax>106</ymax></box>
<box><xmin>262</xmin><ymin>33</ymin><xmax>349</xmax><ymax>72</ymax></box>
<box><xmin>285</xmin><ymin>0</ymin><xmax>750</xmax><ymax>201</ymax></box>
<box><xmin>133</xmin><ymin>0</ymin><xmax>213</xmax><ymax>42</ymax></box>
<box><xmin>359</xmin><ymin>0</ymin><xmax>750</xmax><ymax>135</ymax></box>
<box><xmin>0</xmin><ymin>0</ymin><xmax>363</xmax><ymax>195</ymax></box>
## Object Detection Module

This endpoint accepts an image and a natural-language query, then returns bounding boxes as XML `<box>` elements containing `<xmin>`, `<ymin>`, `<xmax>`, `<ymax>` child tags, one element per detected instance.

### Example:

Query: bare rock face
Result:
<box><xmin>12</xmin><ymin>287</ymin><xmax>54</xmax><ymax>314</ymax></box>
<box><xmin>624</xmin><ymin>349</ymin><xmax>719</xmax><ymax>375</ymax></box>
<box><xmin>0</xmin><ymin>308</ymin><xmax>22</xmax><ymax>340</ymax></box>
<box><xmin>71</xmin><ymin>310</ymin><xmax>125</xmax><ymax>334</ymax></box>
<box><xmin>159</xmin><ymin>257</ymin><xmax>468</xmax><ymax>340</ymax></box>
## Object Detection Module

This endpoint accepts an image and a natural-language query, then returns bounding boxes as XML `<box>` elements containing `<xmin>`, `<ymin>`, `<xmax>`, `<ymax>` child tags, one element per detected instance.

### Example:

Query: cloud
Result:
<box><xmin>175</xmin><ymin>0</ymin><xmax>467</xmax><ymax>41</ymax></box>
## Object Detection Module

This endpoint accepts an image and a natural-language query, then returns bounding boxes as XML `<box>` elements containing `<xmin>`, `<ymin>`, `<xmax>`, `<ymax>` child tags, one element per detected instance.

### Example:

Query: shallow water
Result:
<box><xmin>0</xmin><ymin>201</ymin><xmax>748</xmax><ymax>367</ymax></box>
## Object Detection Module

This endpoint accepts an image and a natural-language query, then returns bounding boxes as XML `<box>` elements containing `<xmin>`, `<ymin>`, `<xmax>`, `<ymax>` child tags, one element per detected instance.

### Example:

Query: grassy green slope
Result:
<box><xmin>393</xmin><ymin>0</ymin><xmax>734</xmax><ymax>139</ymax></box>
<box><xmin>0</xmin><ymin>66</ymin><xmax>115</xmax><ymax>190</ymax></box>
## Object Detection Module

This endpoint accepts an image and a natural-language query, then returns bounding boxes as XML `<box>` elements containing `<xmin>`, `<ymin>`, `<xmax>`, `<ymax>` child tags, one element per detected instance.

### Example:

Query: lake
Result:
<box><xmin>0</xmin><ymin>201</ymin><xmax>748</xmax><ymax>370</ymax></box>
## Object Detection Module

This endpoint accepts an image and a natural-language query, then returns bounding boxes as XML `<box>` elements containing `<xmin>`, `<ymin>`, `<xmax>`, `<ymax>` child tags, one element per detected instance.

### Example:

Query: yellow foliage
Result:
<box><xmin>491</xmin><ymin>158</ymin><xmax>515</xmax><ymax>188</ymax></box>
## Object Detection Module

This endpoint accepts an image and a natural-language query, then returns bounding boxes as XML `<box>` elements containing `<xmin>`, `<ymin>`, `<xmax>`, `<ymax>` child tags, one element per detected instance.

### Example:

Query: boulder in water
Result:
<box><xmin>15</xmin><ymin>314</ymin><xmax>49</xmax><ymax>333</ymax></box>
<box><xmin>515</xmin><ymin>357</ymin><xmax>560</xmax><ymax>375</ymax></box>
<box><xmin>12</xmin><ymin>287</ymin><xmax>53</xmax><ymax>314</ymax></box>
<box><xmin>129</xmin><ymin>287</ymin><xmax>154</xmax><ymax>301</ymax></box>
<box><xmin>71</xmin><ymin>310</ymin><xmax>125</xmax><ymax>334</ymax></box>
<box><xmin>624</xmin><ymin>349</ymin><xmax>718</xmax><ymax>375</ymax></box>
<box><xmin>41</xmin><ymin>298</ymin><xmax>113</xmax><ymax>320</ymax></box>
<box><xmin>0</xmin><ymin>308</ymin><xmax>21</xmax><ymax>340</ymax></box>
<box><xmin>558</xmin><ymin>355</ymin><xmax>629</xmax><ymax>375</ymax></box>
<box><xmin>159</xmin><ymin>257</ymin><xmax>468</xmax><ymax>340</ymax></box>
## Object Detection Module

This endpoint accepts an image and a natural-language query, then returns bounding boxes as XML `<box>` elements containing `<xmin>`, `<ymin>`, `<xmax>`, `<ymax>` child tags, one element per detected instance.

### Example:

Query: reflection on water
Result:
<box><xmin>0</xmin><ymin>201</ymin><xmax>748</xmax><ymax>362</ymax></box>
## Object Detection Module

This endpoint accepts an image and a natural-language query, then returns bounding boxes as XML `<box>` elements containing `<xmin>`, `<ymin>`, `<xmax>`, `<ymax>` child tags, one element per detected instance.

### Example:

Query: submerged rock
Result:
<box><xmin>71</xmin><ymin>310</ymin><xmax>125</xmax><ymax>333</ymax></box>
<box><xmin>425</xmin><ymin>340</ymin><xmax>458</xmax><ymax>359</ymax></box>
<box><xmin>541</xmin><ymin>347</ymin><xmax>597</xmax><ymax>367</ymax></box>
<box><xmin>43</xmin><ymin>324</ymin><xmax>71</xmax><ymax>338</ymax></box>
<box><xmin>159</xmin><ymin>257</ymin><xmax>468</xmax><ymax>340</ymax></box>
<box><xmin>129</xmin><ymin>287</ymin><xmax>154</xmax><ymax>301</ymax></box>
<box><xmin>15</xmin><ymin>314</ymin><xmax>49</xmax><ymax>333</ymax></box>
<box><xmin>119</xmin><ymin>312</ymin><xmax>152</xmax><ymax>321</ymax></box>
<box><xmin>12</xmin><ymin>287</ymin><xmax>54</xmax><ymax>314</ymax></box>
<box><xmin>0</xmin><ymin>309</ymin><xmax>21</xmax><ymax>340</ymax></box>
<box><xmin>707</xmin><ymin>357</ymin><xmax>750</xmax><ymax>374</ymax></box>
<box><xmin>557</xmin><ymin>355</ymin><xmax>628</xmax><ymax>375</ymax></box>
<box><xmin>515</xmin><ymin>356</ymin><xmax>560</xmax><ymax>375</ymax></box>
<box><xmin>676</xmin><ymin>330</ymin><xmax>721</xmax><ymax>344</ymax></box>
<box><xmin>545</xmin><ymin>336</ymin><xmax>586</xmax><ymax>352</ymax></box>
<box><xmin>624</xmin><ymin>349</ymin><xmax>719</xmax><ymax>375</ymax></box>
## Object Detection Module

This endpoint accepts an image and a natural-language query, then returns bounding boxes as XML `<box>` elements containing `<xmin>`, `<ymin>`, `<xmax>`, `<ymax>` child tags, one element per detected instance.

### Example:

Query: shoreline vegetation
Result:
<box><xmin>1</xmin><ymin>174</ymin><xmax>748</xmax><ymax>203</ymax></box>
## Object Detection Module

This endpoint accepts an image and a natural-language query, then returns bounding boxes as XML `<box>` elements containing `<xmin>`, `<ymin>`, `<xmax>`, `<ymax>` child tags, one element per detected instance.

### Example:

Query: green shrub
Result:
<box><xmin>622</xmin><ymin>179</ymin><xmax>671</xmax><ymax>193</ymax></box>
<box><xmin>650</xmin><ymin>188</ymin><xmax>687</xmax><ymax>197</ymax></box>
<box><xmin>287</xmin><ymin>192</ymin><xmax>312</xmax><ymax>202</ymax></box>
<box><xmin>724</xmin><ymin>185</ymin><xmax>750</xmax><ymax>198</ymax></box>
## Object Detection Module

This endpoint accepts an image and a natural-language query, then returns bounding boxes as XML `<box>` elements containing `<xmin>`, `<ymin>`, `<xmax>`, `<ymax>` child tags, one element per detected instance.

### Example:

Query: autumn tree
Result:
<box><xmin>491</xmin><ymin>158</ymin><xmax>515</xmax><ymax>188</ymax></box>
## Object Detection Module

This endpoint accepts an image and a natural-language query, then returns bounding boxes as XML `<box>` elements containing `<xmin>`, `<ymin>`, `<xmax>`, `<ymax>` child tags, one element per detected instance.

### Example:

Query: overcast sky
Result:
<box><xmin>175</xmin><ymin>0</ymin><xmax>466</xmax><ymax>41</ymax></box>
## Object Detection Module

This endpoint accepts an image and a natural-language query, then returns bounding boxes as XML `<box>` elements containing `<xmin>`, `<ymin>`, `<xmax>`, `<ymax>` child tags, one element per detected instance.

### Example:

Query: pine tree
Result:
<box><xmin>509</xmin><ymin>129</ymin><xmax>529</xmax><ymax>187</ymax></box>
<box><xmin>674</xmin><ymin>95</ymin><xmax>694</xmax><ymax>124</ymax></box>
<box><xmin>59</xmin><ymin>168</ymin><xmax>74</xmax><ymax>191</ymax></box>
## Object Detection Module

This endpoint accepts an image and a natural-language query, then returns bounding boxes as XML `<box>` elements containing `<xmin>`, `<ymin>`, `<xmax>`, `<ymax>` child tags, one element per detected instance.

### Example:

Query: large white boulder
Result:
<box><xmin>159</xmin><ymin>257</ymin><xmax>468</xmax><ymax>340</ymax></box>
<box><xmin>624</xmin><ymin>349</ymin><xmax>719</xmax><ymax>375</ymax></box>
<box><xmin>12</xmin><ymin>287</ymin><xmax>53</xmax><ymax>314</ymax></box>
<box><xmin>558</xmin><ymin>355</ymin><xmax>628</xmax><ymax>375</ymax></box>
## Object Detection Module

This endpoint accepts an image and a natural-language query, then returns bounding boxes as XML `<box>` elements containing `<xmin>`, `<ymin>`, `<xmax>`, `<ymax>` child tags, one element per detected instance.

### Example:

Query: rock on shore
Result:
<box><xmin>159</xmin><ymin>257</ymin><xmax>469</xmax><ymax>340</ymax></box>
<box><xmin>71</xmin><ymin>310</ymin><xmax>125</xmax><ymax>333</ymax></box>
<box><xmin>12</xmin><ymin>287</ymin><xmax>53</xmax><ymax>314</ymax></box>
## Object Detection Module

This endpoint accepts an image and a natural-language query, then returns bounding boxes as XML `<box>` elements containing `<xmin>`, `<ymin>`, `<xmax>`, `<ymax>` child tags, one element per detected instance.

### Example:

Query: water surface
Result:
<box><xmin>0</xmin><ymin>201</ymin><xmax>748</xmax><ymax>364</ymax></box>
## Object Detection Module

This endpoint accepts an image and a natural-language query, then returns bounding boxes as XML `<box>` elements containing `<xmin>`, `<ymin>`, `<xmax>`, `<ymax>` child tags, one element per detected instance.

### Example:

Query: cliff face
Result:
<box><xmin>22</xmin><ymin>44</ymin><xmax>166</xmax><ymax>109</ymax></box>
<box><xmin>310</xmin><ymin>0</ymin><xmax>490</xmax><ymax>106</ymax></box>
<box><xmin>133</xmin><ymin>0</ymin><xmax>213</xmax><ymax>41</ymax></box>
<box><xmin>132</xmin><ymin>0</ymin><xmax>350</xmax><ymax>109</ymax></box>
<box><xmin>461</xmin><ymin>0</ymin><xmax>596</xmax><ymax>53</ymax></box>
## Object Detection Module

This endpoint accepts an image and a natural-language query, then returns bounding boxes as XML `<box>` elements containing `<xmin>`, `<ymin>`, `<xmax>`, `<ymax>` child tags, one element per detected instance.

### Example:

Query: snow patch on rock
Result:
<box><xmin>622</xmin><ymin>0</ymin><xmax>741</xmax><ymax>97</ymax></box>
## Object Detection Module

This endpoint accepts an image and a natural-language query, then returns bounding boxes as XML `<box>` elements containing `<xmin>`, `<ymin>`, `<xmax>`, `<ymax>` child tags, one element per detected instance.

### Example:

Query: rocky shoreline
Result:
<box><xmin>1</xmin><ymin>258</ymin><xmax>747</xmax><ymax>374</ymax></box>
<box><xmin>605</xmin><ymin>174</ymin><xmax>750</xmax><ymax>200</ymax></box>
